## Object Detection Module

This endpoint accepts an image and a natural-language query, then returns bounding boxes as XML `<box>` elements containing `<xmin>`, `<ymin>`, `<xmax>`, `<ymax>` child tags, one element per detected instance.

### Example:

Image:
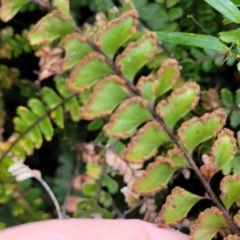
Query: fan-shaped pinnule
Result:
<box><xmin>80</xmin><ymin>75</ymin><xmax>130</xmax><ymax>120</ymax></box>
<box><xmin>96</xmin><ymin>10</ymin><xmax>139</xmax><ymax>59</ymax></box>
<box><xmin>123</xmin><ymin>120</ymin><xmax>170</xmax><ymax>164</ymax></box>
<box><xmin>177</xmin><ymin>108</ymin><xmax>226</xmax><ymax>153</ymax></box>
<box><xmin>115</xmin><ymin>31</ymin><xmax>158</xmax><ymax>81</ymax></box>
<box><xmin>158</xmin><ymin>187</ymin><xmax>202</xmax><ymax>227</ymax></box>
<box><xmin>103</xmin><ymin>97</ymin><xmax>152</xmax><ymax>138</ymax></box>
<box><xmin>190</xmin><ymin>207</ymin><xmax>228</xmax><ymax>240</ymax></box>
<box><xmin>66</xmin><ymin>52</ymin><xmax>113</xmax><ymax>93</ymax></box>
<box><xmin>156</xmin><ymin>81</ymin><xmax>200</xmax><ymax>128</ymax></box>
<box><xmin>132</xmin><ymin>157</ymin><xmax>178</xmax><ymax>195</ymax></box>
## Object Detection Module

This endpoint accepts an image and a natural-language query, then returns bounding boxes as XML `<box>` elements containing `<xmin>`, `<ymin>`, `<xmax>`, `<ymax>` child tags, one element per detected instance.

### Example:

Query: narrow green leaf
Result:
<box><xmin>159</xmin><ymin>187</ymin><xmax>202</xmax><ymax>226</ymax></box>
<box><xmin>116</xmin><ymin>32</ymin><xmax>157</xmax><ymax>81</ymax></box>
<box><xmin>156</xmin><ymin>82</ymin><xmax>200</xmax><ymax>128</ymax></box>
<box><xmin>190</xmin><ymin>207</ymin><xmax>228</xmax><ymax>240</ymax></box>
<box><xmin>133</xmin><ymin>158</ymin><xmax>177</xmax><ymax>195</ymax></box>
<box><xmin>96</xmin><ymin>10</ymin><xmax>138</xmax><ymax>59</ymax></box>
<box><xmin>178</xmin><ymin>109</ymin><xmax>226</xmax><ymax>153</ymax></box>
<box><xmin>67</xmin><ymin>52</ymin><xmax>113</xmax><ymax>93</ymax></box>
<box><xmin>80</xmin><ymin>75</ymin><xmax>130</xmax><ymax>120</ymax></box>
<box><xmin>28</xmin><ymin>10</ymin><xmax>75</xmax><ymax>45</ymax></box>
<box><xmin>156</xmin><ymin>32</ymin><xmax>228</xmax><ymax>51</ymax></box>
<box><xmin>220</xmin><ymin>174</ymin><xmax>240</xmax><ymax>209</ymax></box>
<box><xmin>205</xmin><ymin>0</ymin><xmax>240</xmax><ymax>23</ymax></box>
<box><xmin>0</xmin><ymin>0</ymin><xmax>28</xmax><ymax>22</ymax></box>
<box><xmin>124</xmin><ymin>121</ymin><xmax>170</xmax><ymax>163</ymax></box>
<box><xmin>104</xmin><ymin>97</ymin><xmax>152</xmax><ymax>138</ymax></box>
<box><xmin>28</xmin><ymin>99</ymin><xmax>54</xmax><ymax>141</ymax></box>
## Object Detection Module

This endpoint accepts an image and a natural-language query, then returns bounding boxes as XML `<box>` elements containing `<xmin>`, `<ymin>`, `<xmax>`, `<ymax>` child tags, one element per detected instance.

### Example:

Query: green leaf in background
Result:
<box><xmin>102</xmin><ymin>175</ymin><xmax>118</xmax><ymax>194</ymax></box>
<box><xmin>219</xmin><ymin>29</ymin><xmax>240</xmax><ymax>43</ymax></box>
<box><xmin>159</xmin><ymin>187</ymin><xmax>202</xmax><ymax>226</ymax></box>
<box><xmin>96</xmin><ymin>10</ymin><xmax>138</xmax><ymax>59</ymax></box>
<box><xmin>190</xmin><ymin>207</ymin><xmax>228</xmax><ymax>240</ymax></box>
<box><xmin>156</xmin><ymin>32</ymin><xmax>228</xmax><ymax>51</ymax></box>
<box><xmin>82</xmin><ymin>183</ymin><xmax>98</xmax><ymax>197</ymax></box>
<box><xmin>80</xmin><ymin>75</ymin><xmax>130</xmax><ymax>120</ymax></box>
<box><xmin>133</xmin><ymin>157</ymin><xmax>178</xmax><ymax>195</ymax></box>
<box><xmin>116</xmin><ymin>32</ymin><xmax>157</xmax><ymax>81</ymax></box>
<box><xmin>0</xmin><ymin>0</ymin><xmax>28</xmax><ymax>22</ymax></box>
<box><xmin>124</xmin><ymin>121</ymin><xmax>170</xmax><ymax>163</ymax></box>
<box><xmin>42</xmin><ymin>87</ymin><xmax>64</xmax><ymax>129</ymax></box>
<box><xmin>55</xmin><ymin>76</ymin><xmax>80</xmax><ymax>122</ymax></box>
<box><xmin>178</xmin><ymin>109</ymin><xmax>226</xmax><ymax>153</ymax></box>
<box><xmin>156</xmin><ymin>82</ymin><xmax>200</xmax><ymax>128</ymax></box>
<box><xmin>220</xmin><ymin>174</ymin><xmax>240</xmax><ymax>209</ymax></box>
<box><xmin>67</xmin><ymin>52</ymin><xmax>113</xmax><ymax>92</ymax></box>
<box><xmin>28</xmin><ymin>10</ymin><xmax>75</xmax><ymax>45</ymax></box>
<box><xmin>103</xmin><ymin>97</ymin><xmax>152</xmax><ymax>138</ymax></box>
<box><xmin>205</xmin><ymin>0</ymin><xmax>240</xmax><ymax>24</ymax></box>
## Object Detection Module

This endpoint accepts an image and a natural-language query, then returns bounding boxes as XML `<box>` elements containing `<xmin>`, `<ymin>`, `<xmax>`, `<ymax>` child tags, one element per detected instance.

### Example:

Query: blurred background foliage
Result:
<box><xmin>1</xmin><ymin>0</ymin><xmax>240</xmax><ymax>234</ymax></box>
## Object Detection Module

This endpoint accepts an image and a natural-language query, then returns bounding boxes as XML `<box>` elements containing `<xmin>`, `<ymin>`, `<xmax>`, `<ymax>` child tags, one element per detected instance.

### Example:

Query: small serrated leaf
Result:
<box><xmin>103</xmin><ymin>97</ymin><xmax>152</xmax><ymax>138</ymax></box>
<box><xmin>190</xmin><ymin>207</ymin><xmax>228</xmax><ymax>240</ymax></box>
<box><xmin>132</xmin><ymin>157</ymin><xmax>178</xmax><ymax>195</ymax></box>
<box><xmin>124</xmin><ymin>121</ymin><xmax>170</xmax><ymax>163</ymax></box>
<box><xmin>220</xmin><ymin>174</ymin><xmax>240</xmax><ymax>209</ymax></box>
<box><xmin>96</xmin><ymin>10</ymin><xmax>138</xmax><ymax>59</ymax></box>
<box><xmin>28</xmin><ymin>99</ymin><xmax>54</xmax><ymax>141</ymax></box>
<box><xmin>154</xmin><ymin>58</ymin><xmax>180</xmax><ymax>97</ymax></box>
<box><xmin>67</xmin><ymin>52</ymin><xmax>113</xmax><ymax>93</ymax></box>
<box><xmin>60</xmin><ymin>33</ymin><xmax>93</xmax><ymax>71</ymax></box>
<box><xmin>42</xmin><ymin>87</ymin><xmax>64</xmax><ymax>129</ymax></box>
<box><xmin>221</xmin><ymin>89</ymin><xmax>235</xmax><ymax>107</ymax></box>
<box><xmin>55</xmin><ymin>76</ymin><xmax>80</xmax><ymax>121</ymax></box>
<box><xmin>178</xmin><ymin>109</ymin><xmax>226</xmax><ymax>153</ymax></box>
<box><xmin>80</xmin><ymin>75</ymin><xmax>130</xmax><ymax>120</ymax></box>
<box><xmin>116</xmin><ymin>32</ymin><xmax>157</xmax><ymax>81</ymax></box>
<box><xmin>159</xmin><ymin>187</ymin><xmax>202</xmax><ymax>226</ymax></box>
<box><xmin>156</xmin><ymin>82</ymin><xmax>200</xmax><ymax>128</ymax></box>
<box><xmin>28</xmin><ymin>10</ymin><xmax>75</xmax><ymax>45</ymax></box>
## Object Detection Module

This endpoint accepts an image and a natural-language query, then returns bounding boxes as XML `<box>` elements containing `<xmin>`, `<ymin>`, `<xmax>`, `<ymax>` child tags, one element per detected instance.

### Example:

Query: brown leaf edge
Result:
<box><xmin>136</xmin><ymin>75</ymin><xmax>155</xmax><ymax>97</ymax></box>
<box><xmin>156</xmin><ymin>81</ymin><xmax>200</xmax><ymax>119</ymax></box>
<box><xmin>177</xmin><ymin>108</ymin><xmax>227</xmax><ymax>148</ymax></box>
<box><xmin>103</xmin><ymin>96</ymin><xmax>150</xmax><ymax>138</ymax></box>
<box><xmin>28</xmin><ymin>10</ymin><xmax>73</xmax><ymax>45</ymax></box>
<box><xmin>80</xmin><ymin>75</ymin><xmax>130</xmax><ymax>120</ymax></box>
<box><xmin>224</xmin><ymin>235</ymin><xmax>240</xmax><ymax>240</ymax></box>
<box><xmin>132</xmin><ymin>157</ymin><xmax>176</xmax><ymax>196</ymax></box>
<box><xmin>220</xmin><ymin>174</ymin><xmax>240</xmax><ymax>209</ymax></box>
<box><xmin>115</xmin><ymin>31</ymin><xmax>158</xmax><ymax>73</ymax></box>
<box><xmin>60</xmin><ymin>33</ymin><xmax>92</xmax><ymax>71</ymax></box>
<box><xmin>211</xmin><ymin>128</ymin><xmax>236</xmax><ymax>165</ymax></box>
<box><xmin>95</xmin><ymin>10</ymin><xmax>139</xmax><ymax>49</ymax></box>
<box><xmin>158</xmin><ymin>186</ymin><xmax>200</xmax><ymax>227</ymax></box>
<box><xmin>190</xmin><ymin>207</ymin><xmax>228</xmax><ymax>239</ymax></box>
<box><xmin>234</xmin><ymin>213</ymin><xmax>240</xmax><ymax>229</ymax></box>
<box><xmin>166</xmin><ymin>147</ymin><xmax>188</xmax><ymax>167</ymax></box>
<box><xmin>154</xmin><ymin>58</ymin><xmax>180</xmax><ymax>95</ymax></box>
<box><xmin>66</xmin><ymin>52</ymin><xmax>108</xmax><ymax>93</ymax></box>
<box><xmin>123</xmin><ymin>120</ymin><xmax>167</xmax><ymax>163</ymax></box>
